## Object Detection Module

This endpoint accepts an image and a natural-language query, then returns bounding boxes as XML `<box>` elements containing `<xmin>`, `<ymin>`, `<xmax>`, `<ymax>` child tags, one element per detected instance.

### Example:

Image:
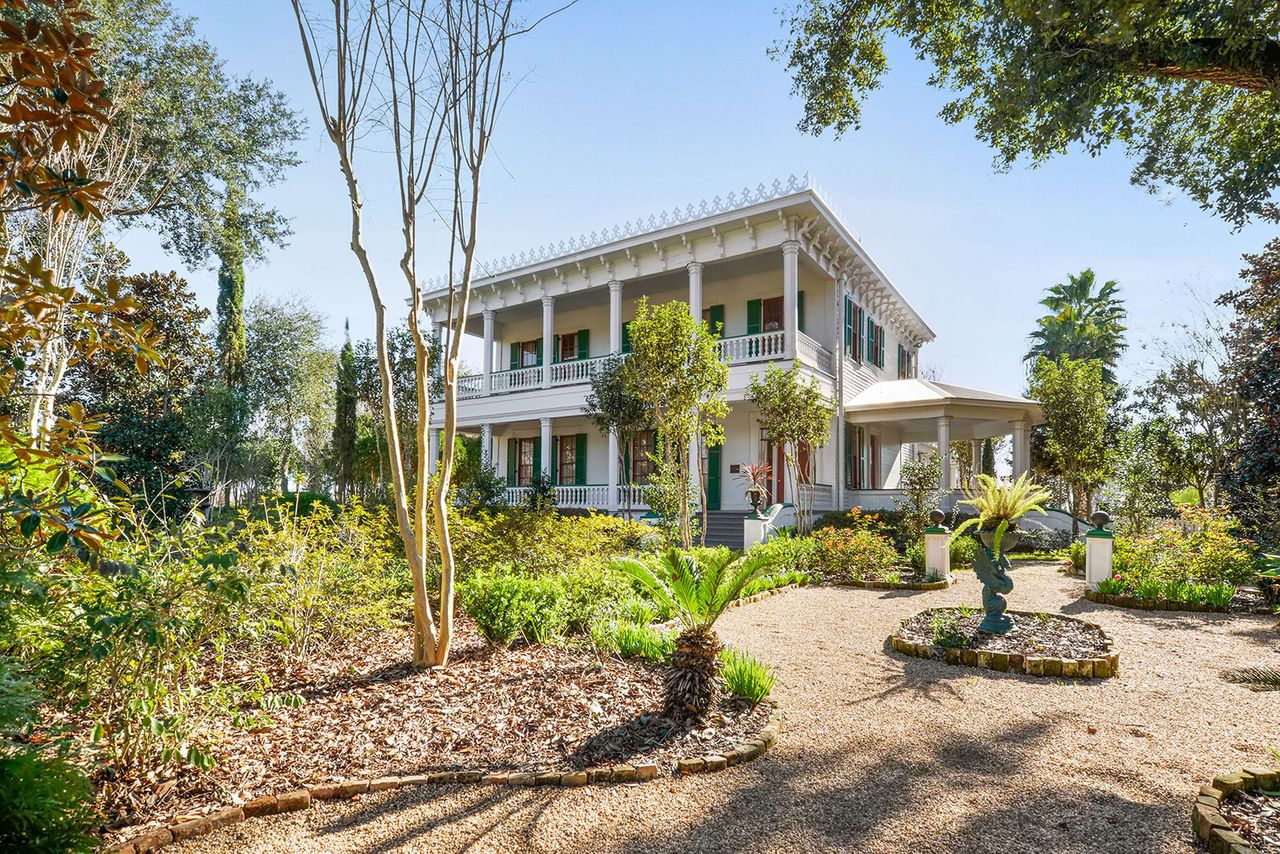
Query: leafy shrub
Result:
<box><xmin>744</xmin><ymin>531</ymin><xmax>818</xmax><ymax>575</ymax></box>
<box><xmin>460</xmin><ymin>571</ymin><xmax>566</xmax><ymax>647</ymax></box>
<box><xmin>740</xmin><ymin>569</ymin><xmax>810</xmax><ymax>597</ymax></box>
<box><xmin>809</xmin><ymin>527</ymin><xmax>899</xmax><ymax>581</ymax></box>
<box><xmin>905</xmin><ymin>541</ymin><xmax>925</xmax><ymax>573</ymax></box>
<box><xmin>0</xmin><ymin>661</ymin><xmax>96</xmax><ymax>854</ymax></box>
<box><xmin>1069</xmin><ymin>540</ymin><xmax>1086</xmax><ymax>574</ymax></box>
<box><xmin>1203</xmin><ymin>583</ymin><xmax>1237</xmax><ymax>609</ymax></box>
<box><xmin>950</xmin><ymin>535</ymin><xmax>979</xmax><ymax>567</ymax></box>
<box><xmin>1008</xmin><ymin>526</ymin><xmax>1071</xmax><ymax>552</ymax></box>
<box><xmin>450</xmin><ymin>509</ymin><xmax>655</xmax><ymax>576</ymax></box>
<box><xmin>1133</xmin><ymin>576</ymin><xmax>1165</xmax><ymax>600</ymax></box>
<box><xmin>928</xmin><ymin>610</ymin><xmax>968</xmax><ymax>648</ymax></box>
<box><xmin>1095</xmin><ymin>576</ymin><xmax>1126</xmax><ymax>595</ymax></box>
<box><xmin>719</xmin><ymin>647</ymin><xmax>776</xmax><ymax>703</ymax></box>
<box><xmin>609</xmin><ymin>621</ymin><xmax>675</xmax><ymax>662</ymax></box>
<box><xmin>812</xmin><ymin>506</ymin><xmax>902</xmax><ymax>544</ymax></box>
<box><xmin>1113</xmin><ymin>505</ymin><xmax>1255</xmax><ymax>590</ymax></box>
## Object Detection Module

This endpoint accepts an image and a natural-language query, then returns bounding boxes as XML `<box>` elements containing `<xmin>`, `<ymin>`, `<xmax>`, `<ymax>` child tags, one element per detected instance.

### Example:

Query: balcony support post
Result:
<box><xmin>936</xmin><ymin>416</ymin><xmax>952</xmax><ymax>491</ymax></box>
<box><xmin>481</xmin><ymin>422</ymin><xmax>493</xmax><ymax>469</ymax></box>
<box><xmin>541</xmin><ymin>295</ymin><xmax>555</xmax><ymax>389</ymax></box>
<box><xmin>782</xmin><ymin>240</ymin><xmax>800</xmax><ymax>360</ymax></box>
<box><xmin>687</xmin><ymin>261</ymin><xmax>703</xmax><ymax>321</ymax></box>
<box><xmin>608</xmin><ymin>280</ymin><xmax>623</xmax><ymax>354</ymax></box>
<box><xmin>540</xmin><ymin>417</ymin><xmax>553</xmax><ymax>482</ymax></box>
<box><xmin>482</xmin><ymin>309</ymin><xmax>494</xmax><ymax>394</ymax></box>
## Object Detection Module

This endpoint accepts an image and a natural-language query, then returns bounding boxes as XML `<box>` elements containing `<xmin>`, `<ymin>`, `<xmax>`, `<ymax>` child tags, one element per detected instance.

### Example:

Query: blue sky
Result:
<box><xmin>117</xmin><ymin>0</ymin><xmax>1271</xmax><ymax>397</ymax></box>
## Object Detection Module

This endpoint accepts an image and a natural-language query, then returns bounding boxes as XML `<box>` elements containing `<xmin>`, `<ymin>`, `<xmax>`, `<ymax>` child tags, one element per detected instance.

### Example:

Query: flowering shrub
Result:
<box><xmin>810</xmin><ymin>527</ymin><xmax>899</xmax><ymax>581</ymax></box>
<box><xmin>1113</xmin><ymin>504</ymin><xmax>1255</xmax><ymax>587</ymax></box>
<box><xmin>449</xmin><ymin>509</ymin><xmax>656</xmax><ymax>575</ymax></box>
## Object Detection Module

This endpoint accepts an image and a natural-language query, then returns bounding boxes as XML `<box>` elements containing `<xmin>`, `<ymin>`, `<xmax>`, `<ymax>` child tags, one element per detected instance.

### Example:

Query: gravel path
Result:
<box><xmin>174</xmin><ymin>564</ymin><xmax>1279</xmax><ymax>854</ymax></box>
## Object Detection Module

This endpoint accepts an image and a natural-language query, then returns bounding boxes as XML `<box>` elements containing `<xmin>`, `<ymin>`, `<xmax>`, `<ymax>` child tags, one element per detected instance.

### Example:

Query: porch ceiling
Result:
<box><xmin>844</xmin><ymin>379</ymin><xmax>1043</xmax><ymax>441</ymax></box>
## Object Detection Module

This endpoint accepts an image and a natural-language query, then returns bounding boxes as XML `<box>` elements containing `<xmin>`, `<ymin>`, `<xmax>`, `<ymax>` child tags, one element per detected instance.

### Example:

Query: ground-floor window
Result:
<box><xmin>557</xmin><ymin>435</ymin><xmax>577</xmax><ymax>484</ymax></box>
<box><xmin>630</xmin><ymin>430</ymin><xmax>656</xmax><ymax>484</ymax></box>
<box><xmin>517</xmin><ymin>437</ymin><xmax>536</xmax><ymax>485</ymax></box>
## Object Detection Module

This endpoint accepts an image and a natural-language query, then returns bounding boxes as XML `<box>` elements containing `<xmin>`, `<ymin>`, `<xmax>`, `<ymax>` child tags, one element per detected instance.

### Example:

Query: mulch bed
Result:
<box><xmin>1221</xmin><ymin>788</ymin><xmax>1280</xmax><ymax>851</ymax></box>
<box><xmin>898</xmin><ymin>608</ymin><xmax>1111</xmax><ymax>660</ymax></box>
<box><xmin>100</xmin><ymin>619</ymin><xmax>769</xmax><ymax>847</ymax></box>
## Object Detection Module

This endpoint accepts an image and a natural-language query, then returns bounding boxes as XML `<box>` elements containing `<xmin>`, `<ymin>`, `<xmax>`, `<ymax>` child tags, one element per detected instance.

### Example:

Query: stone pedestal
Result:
<box><xmin>1085</xmin><ymin>531</ymin><xmax>1114</xmax><ymax>591</ymax></box>
<box><xmin>744</xmin><ymin>516</ymin><xmax>770</xmax><ymax>548</ymax></box>
<box><xmin>924</xmin><ymin>527</ymin><xmax>950</xmax><ymax>582</ymax></box>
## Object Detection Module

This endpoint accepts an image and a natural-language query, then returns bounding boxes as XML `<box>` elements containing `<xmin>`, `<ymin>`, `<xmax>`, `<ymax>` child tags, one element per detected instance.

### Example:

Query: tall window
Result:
<box><xmin>557</xmin><ymin>436</ymin><xmax>577</xmax><ymax>484</ymax></box>
<box><xmin>761</xmin><ymin>296</ymin><xmax>784</xmax><ymax>331</ymax></box>
<box><xmin>519</xmin><ymin>340</ymin><xmax>539</xmax><ymax>368</ymax></box>
<box><xmin>517</xmin><ymin>437</ymin><xmax>536</xmax><ymax>485</ymax></box>
<box><xmin>630</xmin><ymin>430</ymin><xmax>656</xmax><ymax>484</ymax></box>
<box><xmin>558</xmin><ymin>332</ymin><xmax>578</xmax><ymax>362</ymax></box>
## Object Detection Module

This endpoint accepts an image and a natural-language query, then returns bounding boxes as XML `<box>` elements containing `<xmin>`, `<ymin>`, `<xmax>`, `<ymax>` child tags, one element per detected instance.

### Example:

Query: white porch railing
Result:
<box><xmin>799</xmin><ymin>482</ymin><xmax>834</xmax><ymax>511</ymax></box>
<box><xmin>715</xmin><ymin>330</ymin><xmax>785</xmax><ymax>364</ymax></box>
<box><xmin>797</xmin><ymin>332</ymin><xmax>834</xmax><ymax>374</ymax></box>
<box><xmin>504</xmin><ymin>484</ymin><xmax>610</xmax><ymax>508</ymax></box>
<box><xmin>457</xmin><ymin>373</ymin><xmax>485</xmax><ymax>398</ymax></box>
<box><xmin>490</xmin><ymin>364</ymin><xmax>543</xmax><ymax>394</ymax></box>
<box><xmin>549</xmin><ymin>355</ymin><xmax>609</xmax><ymax>386</ymax></box>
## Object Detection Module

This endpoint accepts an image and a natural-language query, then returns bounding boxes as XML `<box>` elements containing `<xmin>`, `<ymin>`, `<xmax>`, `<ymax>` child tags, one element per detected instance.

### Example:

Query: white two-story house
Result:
<box><xmin>422</xmin><ymin>176</ymin><xmax>1042</xmax><ymax>543</ymax></box>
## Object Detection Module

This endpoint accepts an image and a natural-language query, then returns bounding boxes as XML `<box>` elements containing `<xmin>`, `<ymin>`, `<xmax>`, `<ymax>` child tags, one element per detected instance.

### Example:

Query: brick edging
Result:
<box><xmin>833</xmin><ymin>576</ymin><xmax>954</xmax><ymax>592</ymax></box>
<box><xmin>888</xmin><ymin>609</ymin><xmax>1119</xmax><ymax>679</ymax></box>
<box><xmin>1084</xmin><ymin>589</ymin><xmax>1228</xmax><ymax>614</ymax></box>
<box><xmin>104</xmin><ymin>709</ymin><xmax>783</xmax><ymax>854</ymax></box>
<box><xmin>727</xmin><ymin>582</ymin><xmax>806</xmax><ymax>610</ymax></box>
<box><xmin>1192</xmin><ymin>766</ymin><xmax>1280</xmax><ymax>853</ymax></box>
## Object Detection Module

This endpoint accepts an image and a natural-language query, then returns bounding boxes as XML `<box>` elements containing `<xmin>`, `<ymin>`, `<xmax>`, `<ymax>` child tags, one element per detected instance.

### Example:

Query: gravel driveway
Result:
<box><xmin>174</xmin><ymin>563</ymin><xmax>1279</xmax><ymax>853</ymax></box>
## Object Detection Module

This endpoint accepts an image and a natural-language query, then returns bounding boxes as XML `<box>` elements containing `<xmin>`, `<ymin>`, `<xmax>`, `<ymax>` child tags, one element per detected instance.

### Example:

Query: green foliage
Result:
<box><xmin>747</xmin><ymin>364</ymin><xmax>836</xmax><ymax>533</ymax></box>
<box><xmin>893</xmin><ymin>452</ymin><xmax>943</xmax><ymax>543</ymax></box>
<box><xmin>741</xmin><ymin>568</ymin><xmax>811</xmax><ymax>597</ymax></box>
<box><xmin>611</xmin><ymin>547</ymin><xmax>777</xmax><ymax>635</ymax></box>
<box><xmin>950</xmin><ymin>535</ymin><xmax>979</xmax><ymax>567</ymax></box>
<box><xmin>623</xmin><ymin>297</ymin><xmax>729</xmax><ymax>549</ymax></box>
<box><xmin>331</xmin><ymin>323</ymin><xmax>358</xmax><ymax>502</ymax></box>
<box><xmin>216</xmin><ymin>195</ymin><xmax>249</xmax><ymax>388</ymax></box>
<box><xmin>744</xmin><ymin>531</ymin><xmax>819</xmax><ymax>577</ymax></box>
<box><xmin>1113</xmin><ymin>504</ymin><xmax>1256</xmax><ymax>594</ymax></box>
<box><xmin>582</xmin><ymin>354</ymin><xmax>650</xmax><ymax>515</ymax></box>
<box><xmin>608</xmin><ymin>621</ymin><xmax>676</xmax><ymax>662</ymax></box>
<box><xmin>1029</xmin><ymin>356</ymin><xmax>1113</xmax><ymax>530</ymax></box>
<box><xmin>1025</xmin><ymin>270</ymin><xmax>1127</xmax><ymax>384</ymax></box>
<box><xmin>927</xmin><ymin>610</ymin><xmax>969</xmax><ymax>649</ymax></box>
<box><xmin>449</xmin><ymin>508</ymin><xmax>655</xmax><ymax>576</ymax></box>
<box><xmin>718</xmin><ymin>647</ymin><xmax>776</xmax><ymax>703</ymax></box>
<box><xmin>905</xmin><ymin>540</ymin><xmax>925</xmax><ymax>573</ymax></box>
<box><xmin>526</xmin><ymin>470</ymin><xmax>557</xmax><ymax>512</ymax></box>
<box><xmin>1169</xmin><ymin>486</ymin><xmax>1202</xmax><ymax>506</ymax></box>
<box><xmin>1103</xmin><ymin>426</ymin><xmax>1169</xmax><ymax>535</ymax></box>
<box><xmin>809</xmin><ymin>526</ymin><xmax>899</xmax><ymax>581</ymax></box>
<box><xmin>1069</xmin><ymin>540</ymin><xmax>1086</xmax><ymax>574</ymax></box>
<box><xmin>775</xmin><ymin>1</ymin><xmax>1280</xmax><ymax>227</ymax></box>
<box><xmin>1095</xmin><ymin>576</ymin><xmax>1126</xmax><ymax>595</ymax></box>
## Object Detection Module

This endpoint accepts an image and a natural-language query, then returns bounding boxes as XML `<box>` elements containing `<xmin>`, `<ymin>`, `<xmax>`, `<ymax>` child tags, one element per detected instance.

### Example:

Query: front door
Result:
<box><xmin>706</xmin><ymin>445</ymin><xmax>721</xmax><ymax>511</ymax></box>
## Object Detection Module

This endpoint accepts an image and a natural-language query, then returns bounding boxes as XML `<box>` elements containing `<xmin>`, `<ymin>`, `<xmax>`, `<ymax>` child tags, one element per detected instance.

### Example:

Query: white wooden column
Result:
<box><xmin>782</xmin><ymin>240</ymin><xmax>800</xmax><ymax>360</ymax></box>
<box><xmin>540</xmin><ymin>417</ymin><xmax>553</xmax><ymax>481</ymax></box>
<box><xmin>608</xmin><ymin>280</ymin><xmax>623</xmax><ymax>354</ymax></box>
<box><xmin>936</xmin><ymin>416</ymin><xmax>952</xmax><ymax>491</ymax></box>
<box><xmin>607</xmin><ymin>429</ymin><xmax>619</xmax><ymax>512</ymax></box>
<box><xmin>971</xmin><ymin>439</ymin><xmax>982</xmax><ymax>486</ymax></box>
<box><xmin>428</xmin><ymin>428</ymin><xmax>440</xmax><ymax>477</ymax></box>
<box><xmin>1012</xmin><ymin>419</ymin><xmax>1030</xmax><ymax>477</ymax></box>
<box><xmin>687</xmin><ymin>262</ymin><xmax>703</xmax><ymax>320</ymax></box>
<box><xmin>480</xmin><ymin>422</ymin><xmax>493</xmax><ymax>469</ymax></box>
<box><xmin>833</xmin><ymin>277</ymin><xmax>846</xmax><ymax>509</ymax></box>
<box><xmin>482</xmin><ymin>309</ymin><xmax>495</xmax><ymax>394</ymax></box>
<box><xmin>541</xmin><ymin>295</ymin><xmax>554</xmax><ymax>389</ymax></box>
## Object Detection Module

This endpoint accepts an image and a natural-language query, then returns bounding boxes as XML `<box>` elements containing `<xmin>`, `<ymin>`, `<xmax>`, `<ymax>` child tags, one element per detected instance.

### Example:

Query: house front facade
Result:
<box><xmin>421</xmin><ymin>176</ymin><xmax>1042</xmax><ymax>526</ymax></box>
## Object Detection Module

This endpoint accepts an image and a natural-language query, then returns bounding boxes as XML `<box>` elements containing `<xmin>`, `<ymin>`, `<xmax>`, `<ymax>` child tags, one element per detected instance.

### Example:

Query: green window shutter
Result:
<box><xmin>843</xmin><ymin>297</ymin><xmax>853</xmax><ymax>357</ymax></box>
<box><xmin>622</xmin><ymin>435</ymin><xmax>632</xmax><ymax>483</ymax></box>
<box><xmin>509</xmin><ymin>342</ymin><xmax>519</xmax><ymax>371</ymax></box>
<box><xmin>506</xmin><ymin>438</ymin><xmax>517</xmax><ymax>485</ymax></box>
<box><xmin>621</xmin><ymin>321</ymin><xmax>632</xmax><ymax>354</ymax></box>
<box><xmin>535</xmin><ymin>337</ymin><xmax>544</xmax><ymax>367</ymax></box>
<box><xmin>550</xmin><ymin>436</ymin><xmax>559</xmax><ymax>485</ymax></box>
<box><xmin>708</xmin><ymin>304</ymin><xmax>725</xmax><ymax>338</ymax></box>
<box><xmin>865</xmin><ymin>316</ymin><xmax>875</xmax><ymax>363</ymax></box>
<box><xmin>532</xmin><ymin>437</ymin><xmax>541</xmax><ymax>481</ymax></box>
<box><xmin>797</xmin><ymin>290</ymin><xmax>805</xmax><ymax>333</ymax></box>
<box><xmin>855</xmin><ymin>306</ymin><xmax>863</xmax><ymax>362</ymax></box>
<box><xmin>878</xmin><ymin>326</ymin><xmax>885</xmax><ymax>367</ymax></box>
<box><xmin>577</xmin><ymin>329</ymin><xmax>589</xmax><ymax>361</ymax></box>
<box><xmin>843</xmin><ymin>424</ymin><xmax>853</xmax><ymax>489</ymax></box>
<box><xmin>552</xmin><ymin>334</ymin><xmax>561</xmax><ymax>364</ymax></box>
<box><xmin>575</xmin><ymin>433</ymin><xmax>586</xmax><ymax>485</ymax></box>
<box><xmin>746</xmin><ymin>299</ymin><xmax>762</xmax><ymax>335</ymax></box>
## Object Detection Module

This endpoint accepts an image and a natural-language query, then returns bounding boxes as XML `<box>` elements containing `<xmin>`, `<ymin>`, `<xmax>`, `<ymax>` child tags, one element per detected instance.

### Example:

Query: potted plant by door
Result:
<box><xmin>737</xmin><ymin>462</ymin><xmax>773</xmax><ymax>519</ymax></box>
<box><xmin>951</xmin><ymin>473</ymin><xmax>1052</xmax><ymax>632</ymax></box>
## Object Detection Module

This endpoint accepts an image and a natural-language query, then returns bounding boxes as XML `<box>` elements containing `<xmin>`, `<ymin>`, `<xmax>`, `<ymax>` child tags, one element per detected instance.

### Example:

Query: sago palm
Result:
<box><xmin>952</xmin><ymin>473</ymin><xmax>1052</xmax><ymax>557</ymax></box>
<box><xmin>612</xmin><ymin>547</ymin><xmax>776</xmax><ymax>717</ymax></box>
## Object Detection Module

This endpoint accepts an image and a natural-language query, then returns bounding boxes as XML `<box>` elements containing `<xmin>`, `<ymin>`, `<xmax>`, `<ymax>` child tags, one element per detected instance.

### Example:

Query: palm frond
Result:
<box><xmin>1221</xmin><ymin>666</ymin><xmax>1280</xmax><ymax>691</ymax></box>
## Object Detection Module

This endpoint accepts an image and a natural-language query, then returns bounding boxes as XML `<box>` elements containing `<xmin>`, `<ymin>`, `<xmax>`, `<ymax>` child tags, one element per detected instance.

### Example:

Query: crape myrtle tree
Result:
<box><xmin>747</xmin><ymin>363</ymin><xmax>835</xmax><ymax>534</ymax></box>
<box><xmin>623</xmin><ymin>297</ymin><xmax>729</xmax><ymax>549</ymax></box>
<box><xmin>583</xmin><ymin>355</ymin><xmax>650</xmax><ymax>520</ymax></box>
<box><xmin>291</xmin><ymin>0</ymin><xmax>572</xmax><ymax>667</ymax></box>
<box><xmin>1028</xmin><ymin>356</ymin><xmax>1113</xmax><ymax>537</ymax></box>
<box><xmin>777</xmin><ymin>1</ymin><xmax>1280</xmax><ymax>227</ymax></box>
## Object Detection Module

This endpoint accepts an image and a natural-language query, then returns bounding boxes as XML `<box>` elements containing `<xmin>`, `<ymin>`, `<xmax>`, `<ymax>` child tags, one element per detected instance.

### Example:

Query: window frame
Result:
<box><xmin>761</xmin><ymin>295</ymin><xmax>784</xmax><ymax>332</ymax></box>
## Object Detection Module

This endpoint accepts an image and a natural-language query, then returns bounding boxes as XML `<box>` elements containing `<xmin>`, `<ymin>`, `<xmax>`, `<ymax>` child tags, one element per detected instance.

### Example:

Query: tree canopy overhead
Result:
<box><xmin>776</xmin><ymin>1</ymin><xmax>1280</xmax><ymax>226</ymax></box>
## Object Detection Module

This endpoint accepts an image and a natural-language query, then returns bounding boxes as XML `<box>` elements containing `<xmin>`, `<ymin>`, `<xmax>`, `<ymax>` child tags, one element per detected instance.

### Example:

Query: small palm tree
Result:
<box><xmin>1025</xmin><ymin>269</ymin><xmax>1127</xmax><ymax>384</ymax></box>
<box><xmin>612</xmin><ymin>547</ymin><xmax>776</xmax><ymax>717</ymax></box>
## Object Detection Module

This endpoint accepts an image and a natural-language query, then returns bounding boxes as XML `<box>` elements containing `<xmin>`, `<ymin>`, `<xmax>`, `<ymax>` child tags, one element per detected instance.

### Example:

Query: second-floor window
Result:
<box><xmin>761</xmin><ymin>296</ymin><xmax>784</xmax><ymax>332</ymax></box>
<box><xmin>519</xmin><ymin>339</ymin><xmax>539</xmax><ymax>368</ymax></box>
<box><xmin>558</xmin><ymin>332</ymin><xmax>578</xmax><ymax>362</ymax></box>
<box><xmin>865</xmin><ymin>316</ymin><xmax>885</xmax><ymax>368</ymax></box>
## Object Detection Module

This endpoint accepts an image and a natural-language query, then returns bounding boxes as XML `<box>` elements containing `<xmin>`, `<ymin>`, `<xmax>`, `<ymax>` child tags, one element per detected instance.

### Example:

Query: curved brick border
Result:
<box><xmin>1084</xmin><ymin>589</ymin><xmax>1228</xmax><ymax>614</ymax></box>
<box><xmin>728</xmin><ymin>582</ymin><xmax>807</xmax><ymax>609</ymax></box>
<box><xmin>834</xmin><ymin>575</ymin><xmax>954</xmax><ymax>592</ymax></box>
<box><xmin>105</xmin><ymin>708</ymin><xmax>783</xmax><ymax>853</ymax></box>
<box><xmin>1192</xmin><ymin>766</ymin><xmax>1280</xmax><ymax>853</ymax></box>
<box><xmin>888</xmin><ymin>609</ymin><xmax>1119</xmax><ymax>679</ymax></box>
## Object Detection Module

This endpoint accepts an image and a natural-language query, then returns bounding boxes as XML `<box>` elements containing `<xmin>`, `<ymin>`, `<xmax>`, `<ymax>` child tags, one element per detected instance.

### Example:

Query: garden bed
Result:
<box><xmin>831</xmin><ymin>572</ymin><xmax>953</xmax><ymax>591</ymax></box>
<box><xmin>99</xmin><ymin>620</ymin><xmax>773</xmax><ymax>849</ymax></box>
<box><xmin>1085</xmin><ymin>587</ymin><xmax>1271</xmax><ymax>615</ymax></box>
<box><xmin>1194</xmin><ymin>766</ymin><xmax>1280</xmax><ymax>853</ymax></box>
<box><xmin>891</xmin><ymin>608</ymin><xmax>1118</xmax><ymax>678</ymax></box>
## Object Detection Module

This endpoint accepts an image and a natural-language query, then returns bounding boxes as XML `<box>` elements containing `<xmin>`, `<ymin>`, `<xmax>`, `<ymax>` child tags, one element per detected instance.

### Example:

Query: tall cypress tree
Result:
<box><xmin>333</xmin><ymin>320</ymin><xmax>358</xmax><ymax>502</ymax></box>
<box><xmin>215</xmin><ymin>195</ymin><xmax>248</xmax><ymax>388</ymax></box>
<box><xmin>980</xmin><ymin>438</ymin><xmax>996</xmax><ymax>477</ymax></box>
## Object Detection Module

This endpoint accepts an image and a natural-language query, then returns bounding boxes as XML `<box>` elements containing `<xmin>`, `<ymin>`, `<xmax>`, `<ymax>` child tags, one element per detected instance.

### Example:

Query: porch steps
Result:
<box><xmin>700</xmin><ymin>511</ymin><xmax>746</xmax><ymax>551</ymax></box>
